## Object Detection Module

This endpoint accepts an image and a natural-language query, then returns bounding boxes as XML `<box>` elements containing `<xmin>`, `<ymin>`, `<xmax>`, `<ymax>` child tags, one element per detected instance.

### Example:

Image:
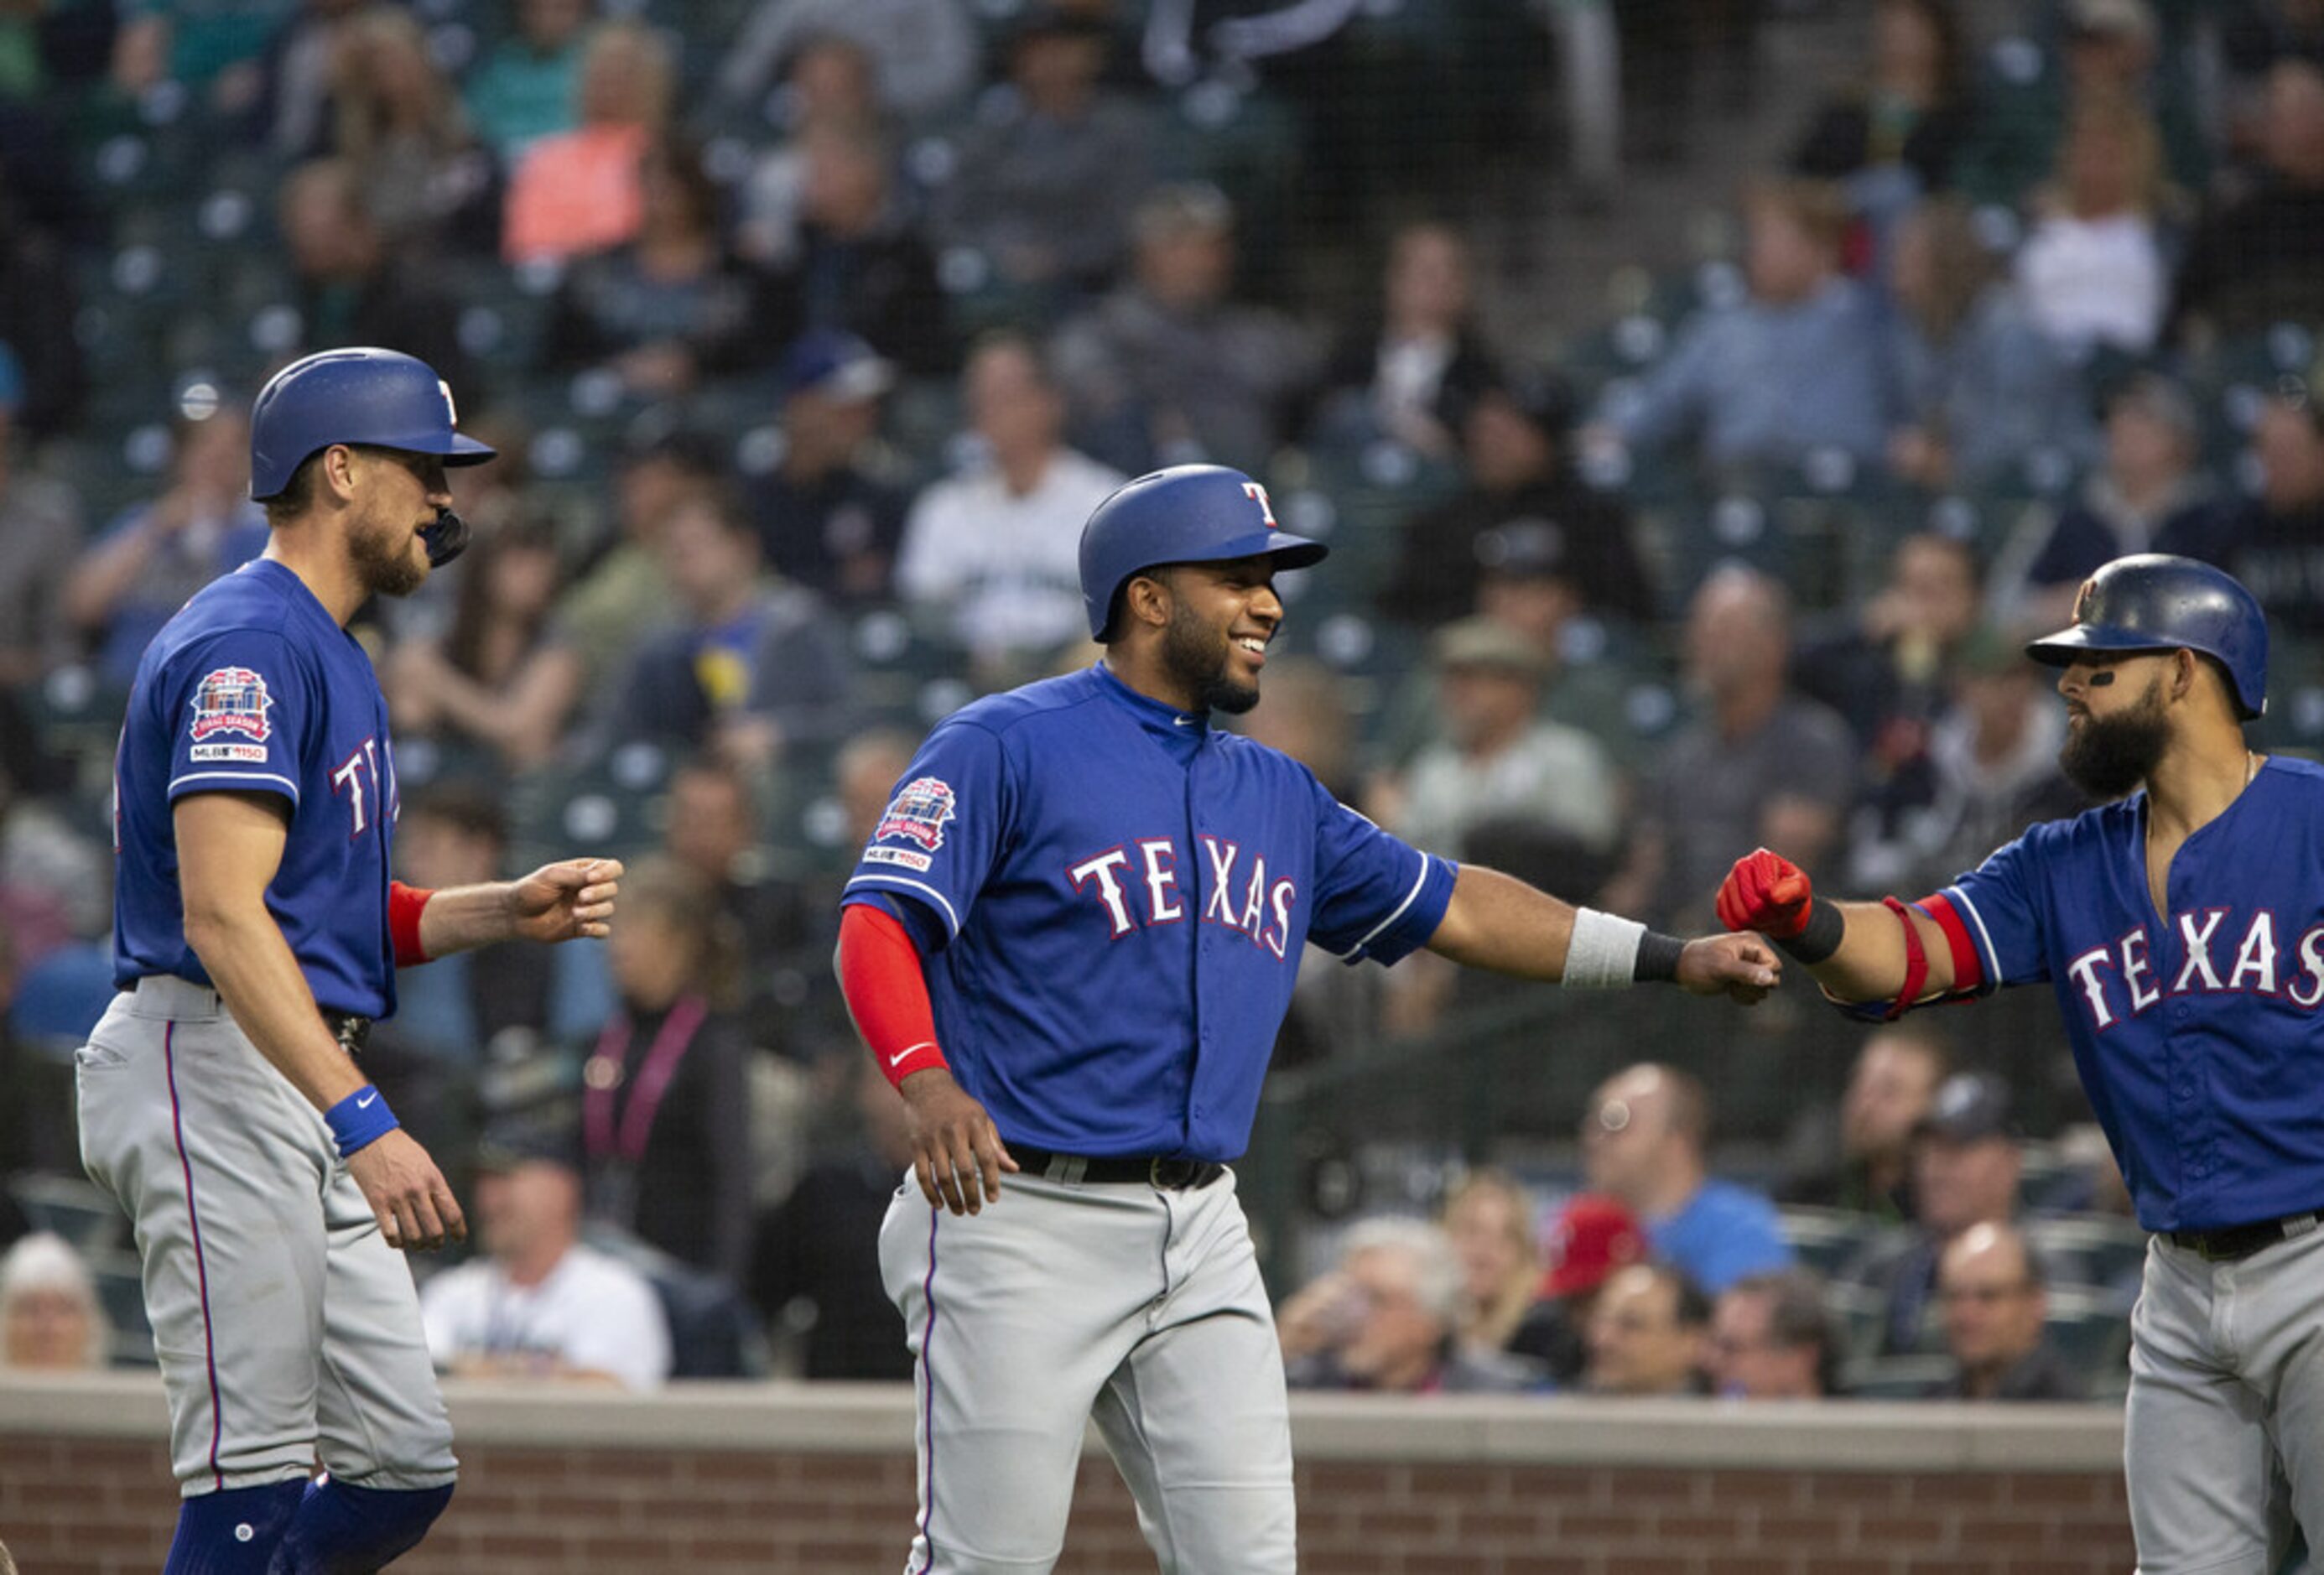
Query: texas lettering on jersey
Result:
<box><xmin>1069</xmin><ymin>836</ymin><xmax>1298</xmax><ymax>958</ymax></box>
<box><xmin>2064</xmin><ymin>908</ymin><xmax>2324</xmax><ymax>1030</ymax></box>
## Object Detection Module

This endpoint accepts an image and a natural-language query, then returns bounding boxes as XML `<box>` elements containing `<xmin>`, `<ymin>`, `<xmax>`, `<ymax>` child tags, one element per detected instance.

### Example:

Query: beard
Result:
<box><xmin>2058</xmin><ymin>675</ymin><xmax>2172</xmax><ymax>800</ymax></box>
<box><xmin>349</xmin><ymin>508</ymin><xmax>429</xmax><ymax>599</ymax></box>
<box><xmin>1161</xmin><ymin>595</ymin><xmax>1260</xmax><ymax>715</ymax></box>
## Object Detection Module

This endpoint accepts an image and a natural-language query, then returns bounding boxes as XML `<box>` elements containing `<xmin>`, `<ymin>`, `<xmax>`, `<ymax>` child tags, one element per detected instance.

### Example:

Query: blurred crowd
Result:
<box><xmin>3</xmin><ymin>0</ymin><xmax>2322</xmax><ymax>1399</ymax></box>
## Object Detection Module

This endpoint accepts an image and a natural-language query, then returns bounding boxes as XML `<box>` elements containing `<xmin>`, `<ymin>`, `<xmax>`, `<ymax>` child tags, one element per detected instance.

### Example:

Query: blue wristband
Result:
<box><xmin>325</xmin><ymin>1085</ymin><xmax>399</xmax><ymax>1159</ymax></box>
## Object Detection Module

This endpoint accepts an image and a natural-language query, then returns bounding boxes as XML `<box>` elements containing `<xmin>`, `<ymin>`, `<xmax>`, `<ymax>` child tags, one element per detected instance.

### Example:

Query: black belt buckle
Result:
<box><xmin>1148</xmin><ymin>1157</ymin><xmax>1223</xmax><ymax>1191</ymax></box>
<box><xmin>324</xmin><ymin>1011</ymin><xmax>372</xmax><ymax>1055</ymax></box>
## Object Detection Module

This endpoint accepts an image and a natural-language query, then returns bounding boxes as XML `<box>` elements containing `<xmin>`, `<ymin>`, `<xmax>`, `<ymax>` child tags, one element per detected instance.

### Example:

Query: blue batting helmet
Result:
<box><xmin>2025</xmin><ymin>554</ymin><xmax>2269</xmax><ymax>718</ymax></box>
<box><xmin>1079</xmin><ymin>465</ymin><xmax>1328</xmax><ymax>641</ymax></box>
<box><xmin>248</xmin><ymin>347</ymin><xmax>495</xmax><ymax>502</ymax></box>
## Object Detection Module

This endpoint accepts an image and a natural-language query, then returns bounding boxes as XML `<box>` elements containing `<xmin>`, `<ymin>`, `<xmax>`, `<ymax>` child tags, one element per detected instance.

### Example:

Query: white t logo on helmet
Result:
<box><xmin>439</xmin><ymin>380</ymin><xmax>458</xmax><ymax>427</ymax></box>
<box><xmin>1242</xmin><ymin>481</ymin><xmax>1276</xmax><ymax>526</ymax></box>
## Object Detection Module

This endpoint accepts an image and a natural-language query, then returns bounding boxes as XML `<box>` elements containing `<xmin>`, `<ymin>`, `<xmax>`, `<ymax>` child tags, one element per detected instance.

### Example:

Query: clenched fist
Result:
<box><xmin>1717</xmin><ymin>847</ymin><xmax>1813</xmax><ymax>938</ymax></box>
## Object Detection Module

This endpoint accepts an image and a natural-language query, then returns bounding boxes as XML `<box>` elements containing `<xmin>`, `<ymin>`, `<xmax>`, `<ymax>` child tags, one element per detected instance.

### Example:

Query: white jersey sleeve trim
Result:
<box><xmin>1349</xmin><ymin>851</ymin><xmax>1433</xmax><ymax>956</ymax></box>
<box><xmin>1942</xmin><ymin>883</ymin><xmax>2003</xmax><ymax>984</ymax></box>
<box><xmin>844</xmin><ymin>872</ymin><xmax>964</xmax><ymax>938</ymax></box>
<box><xmin>169</xmin><ymin>769</ymin><xmax>301</xmax><ymax>803</ymax></box>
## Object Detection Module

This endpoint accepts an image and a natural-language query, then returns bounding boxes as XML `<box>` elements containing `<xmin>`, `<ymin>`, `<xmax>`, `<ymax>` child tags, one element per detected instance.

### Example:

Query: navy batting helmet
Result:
<box><xmin>1079</xmin><ymin>465</ymin><xmax>1328</xmax><ymax>641</ymax></box>
<box><xmin>2025</xmin><ymin>554</ymin><xmax>2269</xmax><ymax>718</ymax></box>
<box><xmin>249</xmin><ymin>347</ymin><xmax>495</xmax><ymax>502</ymax></box>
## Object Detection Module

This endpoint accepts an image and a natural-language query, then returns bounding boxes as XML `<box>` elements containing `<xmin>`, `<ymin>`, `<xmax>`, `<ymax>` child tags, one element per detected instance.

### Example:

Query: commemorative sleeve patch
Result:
<box><xmin>189</xmin><ymin>666</ymin><xmax>277</xmax><ymax>745</ymax></box>
<box><xmin>875</xmin><ymin>777</ymin><xmax>956</xmax><ymax>852</ymax></box>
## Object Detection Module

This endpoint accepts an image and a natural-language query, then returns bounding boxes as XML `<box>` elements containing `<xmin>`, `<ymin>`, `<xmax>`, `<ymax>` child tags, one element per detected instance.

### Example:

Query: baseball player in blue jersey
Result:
<box><xmin>834</xmin><ymin>464</ymin><xmax>1781</xmax><ymax>1573</ymax></box>
<box><xmin>78</xmin><ymin>347</ymin><xmax>621</xmax><ymax>1573</ymax></box>
<box><xmin>1718</xmin><ymin>554</ymin><xmax>2316</xmax><ymax>1573</ymax></box>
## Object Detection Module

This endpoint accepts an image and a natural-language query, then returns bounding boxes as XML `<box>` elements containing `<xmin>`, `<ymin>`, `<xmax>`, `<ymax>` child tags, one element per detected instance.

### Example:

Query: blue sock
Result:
<box><xmin>164</xmin><ymin>1481</ymin><xmax>306</xmax><ymax>1573</ymax></box>
<box><xmin>271</xmin><ymin>1476</ymin><xmax>455</xmax><ymax>1573</ymax></box>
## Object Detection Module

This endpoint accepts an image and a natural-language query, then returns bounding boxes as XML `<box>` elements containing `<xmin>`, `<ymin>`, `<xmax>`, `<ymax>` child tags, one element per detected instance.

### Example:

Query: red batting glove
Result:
<box><xmin>1717</xmin><ymin>848</ymin><xmax>1814</xmax><ymax>938</ymax></box>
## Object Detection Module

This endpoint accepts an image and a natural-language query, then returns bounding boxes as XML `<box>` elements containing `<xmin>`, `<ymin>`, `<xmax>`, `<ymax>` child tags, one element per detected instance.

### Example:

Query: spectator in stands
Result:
<box><xmin>278</xmin><ymin>158</ymin><xmax>479</xmax><ymax>400</ymax></box>
<box><xmin>540</xmin><ymin>138</ymin><xmax>793</xmax><ymax>398</ymax></box>
<box><xmin>733</xmin><ymin>35</ymin><xmax>884</xmax><ymax>272</ymax></box>
<box><xmin>0</xmin><ymin>387</ymin><xmax>81</xmax><ymax>688</ymax></box>
<box><xmin>1308</xmin><ymin>221</ymin><xmax>1495</xmax><ymax>462</ymax></box>
<box><xmin>1051</xmin><ymin>183</ymin><xmax>1318</xmax><ymax>476</ymax></box>
<box><xmin>556</xmin><ymin>431</ymin><xmax>719</xmax><ymax>701</ymax></box>
<box><xmin>1583</xmin><ymin>1262</ymin><xmax>1711</xmax><ymax>1397</ymax></box>
<box><xmin>749</xmin><ymin>1057</ymin><xmax>915</xmax><ymax>1380</ymax></box>
<box><xmin>1794</xmin><ymin>530</ymin><xmax>1982</xmax><ymax>756</ymax></box>
<box><xmin>1375</xmin><ymin>616</ymin><xmax>1620</xmax><ymax>862</ymax></box>
<box><xmin>1584</xmin><ymin>178</ymin><xmax>1895</xmax><ymax>481</ymax></box>
<box><xmin>657</xmin><ymin>752</ymin><xmax>818</xmax><ymax>1045</ymax></box>
<box><xmin>2014</xmin><ymin>91</ymin><xmax>2172</xmax><ymax>357</ymax></box>
<box><xmin>1926</xmin><ymin>1221</ymin><xmax>2087</xmax><ymax>1401</ymax></box>
<box><xmin>1883</xmin><ymin>197</ymin><xmax>2095</xmax><ymax>492</ymax></box>
<box><xmin>63</xmin><ymin>404</ymin><xmax>268</xmax><ymax>689</ymax></box>
<box><xmin>1846</xmin><ymin>1072</ymin><xmax>2025</xmax><ymax>1356</ymax></box>
<box><xmin>1581</xmin><ymin>1063</ymin><xmax>1793</xmax><ymax>1296</ymax></box>
<box><xmin>894</xmin><ymin>331</ymin><xmax>1126</xmax><ymax>671</ymax></box>
<box><xmin>2170</xmin><ymin>55</ymin><xmax>2324</xmax><ymax>343</ymax></box>
<box><xmin>1954</xmin><ymin>0</ymin><xmax>2207</xmax><ymax>210</ymax></box>
<box><xmin>1610</xmin><ymin>568</ymin><xmax>1855</xmax><ymax>930</ymax></box>
<box><xmin>751</xmin><ymin>330</ymin><xmax>908</xmax><ymax>604</ymax></box>
<box><xmin>464</xmin><ymin>0</ymin><xmax>594</xmax><ymax>165</ymax></box>
<box><xmin>932</xmin><ymin>5</ymin><xmax>1153</xmax><ymax>295</ymax></box>
<box><xmin>1791</xmin><ymin>0</ymin><xmax>1972</xmax><ymax>242</ymax></box>
<box><xmin>0</xmin><ymin>174</ymin><xmax>82</xmax><ymax>439</ymax></box>
<box><xmin>1509</xmin><ymin>1194</ymin><xmax>1647</xmax><ymax>1386</ymax></box>
<box><xmin>1228</xmin><ymin>657</ymin><xmax>1360</xmax><ymax>803</ymax></box>
<box><xmin>1385</xmin><ymin>364</ymin><xmax>1651</xmax><ymax>632</ymax></box>
<box><xmin>715</xmin><ymin>0</ymin><xmax>976</xmax><ymax>127</ymax></box>
<box><xmin>372</xmin><ymin>782</ymin><xmax>573</xmax><ymax>1079</ymax></box>
<box><xmin>774</xmin><ymin>119</ymin><xmax>951</xmax><ymax>376</ymax></box>
<box><xmin>2204</xmin><ymin>386</ymin><xmax>2324</xmax><ymax>637</ymax></box>
<box><xmin>1440</xmin><ymin>1170</ymin><xmax>1542</xmax><ymax>1360</ymax></box>
<box><xmin>1998</xmin><ymin>373</ymin><xmax>2217</xmax><ymax>632</ymax></box>
<box><xmin>1280</xmin><ymin>1217</ymin><xmax>1546</xmax><ymax>1394</ymax></box>
<box><xmin>1708</xmin><ymin>1269</ymin><xmax>1841</xmax><ymax>1400</ymax></box>
<box><xmin>1781</xmin><ymin>1026</ymin><xmax>1949</xmax><ymax>1221</ymax></box>
<box><xmin>1846</xmin><ymin>624</ymin><xmax>2088</xmax><ymax>897</ymax></box>
<box><xmin>419</xmin><ymin>1116</ymin><xmax>672</xmax><ymax>1390</ymax></box>
<box><xmin>581</xmin><ymin>857</ymin><xmax>755</xmax><ymax>1285</ymax></box>
<box><xmin>316</xmin><ymin>6</ymin><xmax>494</xmax><ymax>252</ymax></box>
<box><xmin>502</xmin><ymin>18</ymin><xmax>670</xmax><ymax>265</ymax></box>
<box><xmin>383</xmin><ymin>515</ymin><xmax>582</xmax><ymax>772</ymax></box>
<box><xmin>616</xmin><ymin>486</ymin><xmax>854</xmax><ymax>769</ymax></box>
<box><xmin>2212</xmin><ymin>1</ymin><xmax>2324</xmax><ymax>166</ymax></box>
<box><xmin>247</xmin><ymin>0</ymin><xmax>366</xmax><ymax>161</ymax></box>
<box><xmin>0</xmin><ymin>1231</ymin><xmax>107</xmax><ymax>1370</ymax></box>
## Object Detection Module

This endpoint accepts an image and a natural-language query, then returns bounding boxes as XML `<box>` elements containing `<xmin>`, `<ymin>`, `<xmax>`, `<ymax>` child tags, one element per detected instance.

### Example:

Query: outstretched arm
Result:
<box><xmin>409</xmin><ymin>858</ymin><xmax>623</xmax><ymax>959</ymax></box>
<box><xmin>1716</xmin><ymin>847</ymin><xmax>1961</xmax><ymax>1012</ymax></box>
<box><xmin>1427</xmin><ymin>864</ymin><xmax>1781</xmax><ymax>1003</ymax></box>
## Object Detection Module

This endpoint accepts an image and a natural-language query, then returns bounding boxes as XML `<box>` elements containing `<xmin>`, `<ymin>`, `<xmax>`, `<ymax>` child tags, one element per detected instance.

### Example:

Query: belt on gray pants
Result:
<box><xmin>1006</xmin><ymin>1143</ymin><xmax>1226</xmax><ymax>1191</ymax></box>
<box><xmin>125</xmin><ymin>975</ymin><xmax>372</xmax><ymax>1054</ymax></box>
<box><xmin>2166</xmin><ymin>1209</ymin><xmax>2322</xmax><ymax>1262</ymax></box>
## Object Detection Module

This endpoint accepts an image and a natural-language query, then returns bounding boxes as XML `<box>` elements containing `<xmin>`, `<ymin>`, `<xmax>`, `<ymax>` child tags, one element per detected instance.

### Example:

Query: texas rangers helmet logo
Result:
<box><xmin>876</xmin><ymin>777</ymin><xmax>957</xmax><ymax>852</ymax></box>
<box><xmin>188</xmin><ymin>666</ymin><xmax>275</xmax><ymax>743</ymax></box>
<box><xmin>2073</xmin><ymin>577</ymin><xmax>2096</xmax><ymax>624</ymax></box>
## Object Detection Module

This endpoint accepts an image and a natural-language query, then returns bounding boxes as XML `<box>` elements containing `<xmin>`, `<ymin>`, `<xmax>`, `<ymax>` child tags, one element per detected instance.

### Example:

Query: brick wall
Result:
<box><xmin>0</xmin><ymin>1379</ymin><xmax>2136</xmax><ymax>1574</ymax></box>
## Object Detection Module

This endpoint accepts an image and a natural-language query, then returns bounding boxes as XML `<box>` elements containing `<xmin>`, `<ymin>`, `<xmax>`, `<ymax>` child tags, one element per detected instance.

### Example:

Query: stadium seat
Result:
<box><xmin>1779</xmin><ymin>1206</ymin><xmax>1899</xmax><ymax>1281</ymax></box>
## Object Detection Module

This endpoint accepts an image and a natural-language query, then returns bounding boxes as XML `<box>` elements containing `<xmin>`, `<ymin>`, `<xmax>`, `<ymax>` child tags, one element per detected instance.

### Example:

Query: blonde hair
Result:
<box><xmin>332</xmin><ymin>6</ymin><xmax>468</xmax><ymax>160</ymax></box>
<box><xmin>1439</xmin><ymin>1169</ymin><xmax>1542</xmax><ymax>1353</ymax></box>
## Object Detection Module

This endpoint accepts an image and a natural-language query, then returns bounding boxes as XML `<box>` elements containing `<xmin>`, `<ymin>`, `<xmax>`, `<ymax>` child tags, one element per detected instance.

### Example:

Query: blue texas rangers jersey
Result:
<box><xmin>1927</xmin><ymin>756</ymin><xmax>2324</xmax><ymax>1232</ymax></box>
<box><xmin>841</xmin><ymin>663</ymin><xmax>1458</xmax><ymax>1162</ymax></box>
<box><xmin>113</xmin><ymin>557</ymin><xmax>403</xmax><ymax>1018</ymax></box>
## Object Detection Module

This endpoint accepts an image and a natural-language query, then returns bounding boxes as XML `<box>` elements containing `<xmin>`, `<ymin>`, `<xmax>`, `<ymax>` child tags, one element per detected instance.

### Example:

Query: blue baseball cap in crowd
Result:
<box><xmin>782</xmin><ymin>330</ymin><xmax>896</xmax><ymax>402</ymax></box>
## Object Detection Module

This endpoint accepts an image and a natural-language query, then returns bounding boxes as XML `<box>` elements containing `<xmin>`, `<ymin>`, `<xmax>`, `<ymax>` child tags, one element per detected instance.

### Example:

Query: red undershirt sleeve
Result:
<box><xmin>839</xmin><ymin>903</ymin><xmax>949</xmax><ymax>1088</ymax></box>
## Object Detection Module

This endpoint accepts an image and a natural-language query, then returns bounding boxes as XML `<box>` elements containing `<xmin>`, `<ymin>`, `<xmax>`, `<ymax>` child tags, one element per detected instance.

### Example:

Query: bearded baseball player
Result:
<box><xmin>79</xmin><ymin>347</ymin><xmax>621</xmax><ymax>1572</ymax></box>
<box><xmin>1718</xmin><ymin>554</ymin><xmax>2316</xmax><ymax>1574</ymax></box>
<box><xmin>835</xmin><ymin>463</ymin><xmax>1781</xmax><ymax>1573</ymax></box>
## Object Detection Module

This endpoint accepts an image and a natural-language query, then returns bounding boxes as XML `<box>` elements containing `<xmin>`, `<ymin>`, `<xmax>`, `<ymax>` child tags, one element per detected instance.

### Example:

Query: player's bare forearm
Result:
<box><xmin>1805</xmin><ymin>900</ymin><xmax>1957</xmax><ymax>1006</ymax></box>
<box><xmin>1425</xmin><ymin>865</ymin><xmax>1576</xmax><ymax>977</ymax></box>
<box><xmin>415</xmin><ymin>858</ymin><xmax>622</xmax><ymax>955</ymax></box>
<box><xmin>174</xmin><ymin>794</ymin><xmax>367</xmax><ymax>1112</ymax></box>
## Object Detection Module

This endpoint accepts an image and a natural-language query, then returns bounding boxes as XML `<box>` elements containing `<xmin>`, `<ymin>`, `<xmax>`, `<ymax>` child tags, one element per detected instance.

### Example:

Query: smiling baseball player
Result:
<box><xmin>78</xmin><ymin>348</ymin><xmax>621</xmax><ymax>1573</ymax></box>
<box><xmin>1718</xmin><ymin>555</ymin><xmax>2316</xmax><ymax>1573</ymax></box>
<box><xmin>835</xmin><ymin>463</ymin><xmax>1780</xmax><ymax>1573</ymax></box>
